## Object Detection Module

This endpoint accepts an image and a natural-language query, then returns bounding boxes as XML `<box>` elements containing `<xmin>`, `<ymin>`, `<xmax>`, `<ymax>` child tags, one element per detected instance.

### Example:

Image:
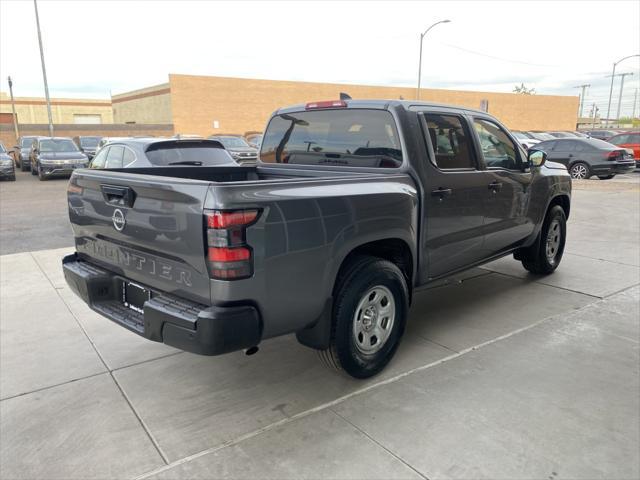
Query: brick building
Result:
<box><xmin>0</xmin><ymin>73</ymin><xmax>580</xmax><ymax>147</ymax></box>
<box><xmin>112</xmin><ymin>73</ymin><xmax>580</xmax><ymax>136</ymax></box>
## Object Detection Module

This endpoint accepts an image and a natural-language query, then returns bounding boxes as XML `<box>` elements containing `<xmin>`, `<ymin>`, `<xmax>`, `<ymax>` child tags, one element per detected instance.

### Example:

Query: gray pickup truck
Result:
<box><xmin>63</xmin><ymin>100</ymin><xmax>571</xmax><ymax>378</ymax></box>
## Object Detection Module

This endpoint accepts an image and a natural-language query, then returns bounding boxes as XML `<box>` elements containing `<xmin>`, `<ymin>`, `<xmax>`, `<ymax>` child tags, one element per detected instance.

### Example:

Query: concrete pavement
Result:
<box><xmin>0</xmin><ymin>177</ymin><xmax>638</xmax><ymax>479</ymax></box>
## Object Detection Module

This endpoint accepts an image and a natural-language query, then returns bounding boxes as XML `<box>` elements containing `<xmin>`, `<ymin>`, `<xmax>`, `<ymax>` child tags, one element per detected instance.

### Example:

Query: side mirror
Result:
<box><xmin>528</xmin><ymin>149</ymin><xmax>546</xmax><ymax>167</ymax></box>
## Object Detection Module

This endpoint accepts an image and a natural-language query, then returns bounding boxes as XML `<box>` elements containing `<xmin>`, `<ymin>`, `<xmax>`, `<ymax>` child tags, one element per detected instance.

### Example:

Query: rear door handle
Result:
<box><xmin>431</xmin><ymin>187</ymin><xmax>453</xmax><ymax>199</ymax></box>
<box><xmin>101</xmin><ymin>184</ymin><xmax>136</xmax><ymax>207</ymax></box>
<box><xmin>488</xmin><ymin>181</ymin><xmax>503</xmax><ymax>192</ymax></box>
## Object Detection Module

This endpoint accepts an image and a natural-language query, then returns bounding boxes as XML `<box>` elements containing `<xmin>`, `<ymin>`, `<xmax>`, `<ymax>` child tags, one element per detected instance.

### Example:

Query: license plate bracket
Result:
<box><xmin>122</xmin><ymin>281</ymin><xmax>151</xmax><ymax>313</ymax></box>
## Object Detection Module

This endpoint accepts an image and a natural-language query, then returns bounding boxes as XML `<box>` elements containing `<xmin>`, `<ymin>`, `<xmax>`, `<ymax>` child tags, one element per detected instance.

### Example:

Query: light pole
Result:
<box><xmin>417</xmin><ymin>19</ymin><xmax>451</xmax><ymax>100</ymax></box>
<box><xmin>605</xmin><ymin>54</ymin><xmax>639</xmax><ymax>127</ymax></box>
<box><xmin>33</xmin><ymin>0</ymin><xmax>54</xmax><ymax>137</ymax></box>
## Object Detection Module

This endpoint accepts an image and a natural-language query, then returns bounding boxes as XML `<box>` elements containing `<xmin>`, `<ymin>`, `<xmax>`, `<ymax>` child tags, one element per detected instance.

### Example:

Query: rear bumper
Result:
<box><xmin>62</xmin><ymin>253</ymin><xmax>262</xmax><ymax>355</ymax></box>
<box><xmin>591</xmin><ymin>161</ymin><xmax>636</xmax><ymax>175</ymax></box>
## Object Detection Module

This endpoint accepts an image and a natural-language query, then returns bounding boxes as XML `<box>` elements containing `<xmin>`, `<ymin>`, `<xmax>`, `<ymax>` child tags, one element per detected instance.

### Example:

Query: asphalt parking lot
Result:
<box><xmin>1</xmin><ymin>169</ymin><xmax>639</xmax><ymax>479</ymax></box>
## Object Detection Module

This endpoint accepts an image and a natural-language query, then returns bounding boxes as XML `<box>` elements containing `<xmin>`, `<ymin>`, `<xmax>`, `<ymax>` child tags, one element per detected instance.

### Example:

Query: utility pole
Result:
<box><xmin>7</xmin><ymin>76</ymin><xmax>20</xmax><ymax>141</ymax></box>
<box><xmin>633</xmin><ymin>88</ymin><xmax>638</xmax><ymax>120</ymax></box>
<box><xmin>34</xmin><ymin>0</ymin><xmax>54</xmax><ymax>137</ymax></box>
<box><xmin>574</xmin><ymin>84</ymin><xmax>590</xmax><ymax>118</ymax></box>
<box><xmin>615</xmin><ymin>72</ymin><xmax>633</xmax><ymax>125</ymax></box>
<box><xmin>591</xmin><ymin>103</ymin><xmax>599</xmax><ymax>129</ymax></box>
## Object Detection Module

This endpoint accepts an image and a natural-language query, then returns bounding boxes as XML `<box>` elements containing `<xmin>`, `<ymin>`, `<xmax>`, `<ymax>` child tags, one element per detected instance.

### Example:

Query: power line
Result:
<box><xmin>439</xmin><ymin>42</ymin><xmax>561</xmax><ymax>67</ymax></box>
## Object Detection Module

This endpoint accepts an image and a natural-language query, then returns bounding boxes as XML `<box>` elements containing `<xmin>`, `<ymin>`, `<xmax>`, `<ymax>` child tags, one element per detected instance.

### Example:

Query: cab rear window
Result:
<box><xmin>260</xmin><ymin>109</ymin><xmax>403</xmax><ymax>168</ymax></box>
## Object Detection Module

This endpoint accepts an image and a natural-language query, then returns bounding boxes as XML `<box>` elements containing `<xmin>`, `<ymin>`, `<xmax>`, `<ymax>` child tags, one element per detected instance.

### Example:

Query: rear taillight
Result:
<box><xmin>305</xmin><ymin>100</ymin><xmax>347</xmax><ymax>110</ymax></box>
<box><xmin>607</xmin><ymin>151</ymin><xmax>622</xmax><ymax>161</ymax></box>
<box><xmin>204</xmin><ymin>209</ymin><xmax>260</xmax><ymax>280</ymax></box>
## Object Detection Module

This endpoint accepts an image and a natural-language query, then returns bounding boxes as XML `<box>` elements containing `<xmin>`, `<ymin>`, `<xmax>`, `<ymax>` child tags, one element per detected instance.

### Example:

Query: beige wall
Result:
<box><xmin>168</xmin><ymin>74</ymin><xmax>579</xmax><ymax>136</ymax></box>
<box><xmin>112</xmin><ymin>84</ymin><xmax>172</xmax><ymax>124</ymax></box>
<box><xmin>0</xmin><ymin>92</ymin><xmax>113</xmax><ymax>124</ymax></box>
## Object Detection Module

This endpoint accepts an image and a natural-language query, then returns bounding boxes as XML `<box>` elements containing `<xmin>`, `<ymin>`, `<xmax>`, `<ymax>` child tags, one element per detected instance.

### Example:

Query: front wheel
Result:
<box><xmin>569</xmin><ymin>162</ymin><xmax>591</xmax><ymax>180</ymax></box>
<box><xmin>317</xmin><ymin>256</ymin><xmax>408</xmax><ymax>379</ymax></box>
<box><xmin>520</xmin><ymin>205</ymin><xmax>567</xmax><ymax>275</ymax></box>
<box><xmin>37</xmin><ymin>165</ymin><xmax>47</xmax><ymax>181</ymax></box>
<box><xmin>30</xmin><ymin>163</ymin><xmax>37</xmax><ymax>175</ymax></box>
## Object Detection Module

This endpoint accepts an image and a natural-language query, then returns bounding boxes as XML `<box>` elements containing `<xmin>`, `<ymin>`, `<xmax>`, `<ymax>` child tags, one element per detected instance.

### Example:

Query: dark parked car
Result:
<box><xmin>88</xmin><ymin>138</ymin><xmax>237</xmax><ymax>169</ymax></box>
<box><xmin>208</xmin><ymin>134</ymin><xmax>258</xmax><ymax>164</ymax></box>
<box><xmin>0</xmin><ymin>142</ymin><xmax>16</xmax><ymax>181</ymax></box>
<box><xmin>533</xmin><ymin>138</ymin><xmax>635</xmax><ymax>179</ymax></box>
<box><xmin>64</xmin><ymin>99</ymin><xmax>571</xmax><ymax>379</ymax></box>
<box><xmin>13</xmin><ymin>136</ymin><xmax>39</xmax><ymax>171</ymax></box>
<box><xmin>29</xmin><ymin>137</ymin><xmax>89</xmax><ymax>181</ymax></box>
<box><xmin>546</xmin><ymin>131</ymin><xmax>578</xmax><ymax>139</ymax></box>
<box><xmin>73</xmin><ymin>136</ymin><xmax>103</xmax><ymax>160</ymax></box>
<box><xmin>583</xmin><ymin>130</ymin><xmax>618</xmax><ymax>141</ymax></box>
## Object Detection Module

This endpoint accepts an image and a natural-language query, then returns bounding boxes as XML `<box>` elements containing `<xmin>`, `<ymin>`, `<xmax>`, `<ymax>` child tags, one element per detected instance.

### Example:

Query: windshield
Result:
<box><xmin>0</xmin><ymin>143</ymin><xmax>6</xmax><ymax>153</ymax></box>
<box><xmin>213</xmin><ymin>136</ymin><xmax>250</xmax><ymax>148</ymax></box>
<box><xmin>21</xmin><ymin>138</ymin><xmax>34</xmax><ymax>148</ymax></box>
<box><xmin>80</xmin><ymin>137</ymin><xmax>102</xmax><ymax>148</ymax></box>
<box><xmin>260</xmin><ymin>109</ymin><xmax>403</xmax><ymax>168</ymax></box>
<box><xmin>145</xmin><ymin>142</ymin><xmax>237</xmax><ymax>166</ymax></box>
<box><xmin>39</xmin><ymin>139</ymin><xmax>78</xmax><ymax>153</ymax></box>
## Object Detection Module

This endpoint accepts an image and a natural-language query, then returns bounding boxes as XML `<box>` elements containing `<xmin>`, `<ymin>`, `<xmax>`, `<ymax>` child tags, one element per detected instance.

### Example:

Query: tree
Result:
<box><xmin>513</xmin><ymin>83</ymin><xmax>536</xmax><ymax>95</ymax></box>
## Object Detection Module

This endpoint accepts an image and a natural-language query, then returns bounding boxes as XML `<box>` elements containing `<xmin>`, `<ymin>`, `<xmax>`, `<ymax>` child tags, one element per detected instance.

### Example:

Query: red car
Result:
<box><xmin>608</xmin><ymin>132</ymin><xmax>640</xmax><ymax>167</ymax></box>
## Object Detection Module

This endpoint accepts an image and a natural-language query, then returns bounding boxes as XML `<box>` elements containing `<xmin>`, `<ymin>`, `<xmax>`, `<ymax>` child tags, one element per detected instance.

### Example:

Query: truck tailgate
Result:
<box><xmin>69</xmin><ymin>170</ymin><xmax>212</xmax><ymax>304</ymax></box>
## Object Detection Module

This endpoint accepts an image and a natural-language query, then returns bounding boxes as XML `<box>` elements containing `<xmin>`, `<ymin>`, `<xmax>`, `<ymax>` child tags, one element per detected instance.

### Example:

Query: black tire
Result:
<box><xmin>37</xmin><ymin>165</ymin><xmax>46</xmax><ymax>181</ymax></box>
<box><xmin>317</xmin><ymin>255</ymin><xmax>409</xmax><ymax>379</ymax></box>
<box><xmin>520</xmin><ymin>205</ymin><xmax>567</xmax><ymax>275</ymax></box>
<box><xmin>569</xmin><ymin>162</ymin><xmax>591</xmax><ymax>180</ymax></box>
<box><xmin>30</xmin><ymin>163</ymin><xmax>37</xmax><ymax>175</ymax></box>
<box><xmin>598</xmin><ymin>175</ymin><xmax>615</xmax><ymax>180</ymax></box>
<box><xmin>20</xmin><ymin>160</ymin><xmax>29</xmax><ymax>172</ymax></box>
<box><xmin>9</xmin><ymin>175</ymin><xmax>16</xmax><ymax>181</ymax></box>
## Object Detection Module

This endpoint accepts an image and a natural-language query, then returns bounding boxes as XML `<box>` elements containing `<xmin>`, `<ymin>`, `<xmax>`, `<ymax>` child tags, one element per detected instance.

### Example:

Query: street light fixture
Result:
<box><xmin>417</xmin><ymin>19</ymin><xmax>451</xmax><ymax>100</ymax></box>
<box><xmin>605</xmin><ymin>54</ymin><xmax>639</xmax><ymax>126</ymax></box>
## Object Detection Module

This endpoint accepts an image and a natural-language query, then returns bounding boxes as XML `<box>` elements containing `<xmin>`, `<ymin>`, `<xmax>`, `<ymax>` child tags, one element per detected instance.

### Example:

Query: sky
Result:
<box><xmin>1</xmin><ymin>0</ymin><xmax>639</xmax><ymax>118</ymax></box>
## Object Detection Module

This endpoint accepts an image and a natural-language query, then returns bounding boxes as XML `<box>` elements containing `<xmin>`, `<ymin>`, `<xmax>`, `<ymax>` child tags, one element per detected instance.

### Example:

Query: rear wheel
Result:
<box><xmin>598</xmin><ymin>174</ymin><xmax>615</xmax><ymax>180</ymax></box>
<box><xmin>569</xmin><ymin>162</ymin><xmax>590</xmax><ymax>180</ymax></box>
<box><xmin>520</xmin><ymin>205</ymin><xmax>566</xmax><ymax>275</ymax></box>
<box><xmin>317</xmin><ymin>256</ymin><xmax>408</xmax><ymax>379</ymax></box>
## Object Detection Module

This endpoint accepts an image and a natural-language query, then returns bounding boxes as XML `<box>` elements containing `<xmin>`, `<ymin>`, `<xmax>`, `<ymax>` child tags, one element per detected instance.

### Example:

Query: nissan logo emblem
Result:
<box><xmin>112</xmin><ymin>209</ymin><xmax>126</xmax><ymax>231</ymax></box>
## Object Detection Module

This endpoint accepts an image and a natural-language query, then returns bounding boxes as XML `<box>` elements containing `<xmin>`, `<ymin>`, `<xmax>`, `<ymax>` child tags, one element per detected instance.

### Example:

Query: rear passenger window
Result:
<box><xmin>123</xmin><ymin>147</ymin><xmax>135</xmax><ymax>165</ymax></box>
<box><xmin>473</xmin><ymin>119</ymin><xmax>521</xmax><ymax>170</ymax></box>
<box><xmin>105</xmin><ymin>146</ymin><xmax>124</xmax><ymax>168</ymax></box>
<box><xmin>423</xmin><ymin>114</ymin><xmax>476</xmax><ymax>169</ymax></box>
<box><xmin>553</xmin><ymin>140</ymin><xmax>577</xmax><ymax>152</ymax></box>
<box><xmin>90</xmin><ymin>148</ymin><xmax>108</xmax><ymax>169</ymax></box>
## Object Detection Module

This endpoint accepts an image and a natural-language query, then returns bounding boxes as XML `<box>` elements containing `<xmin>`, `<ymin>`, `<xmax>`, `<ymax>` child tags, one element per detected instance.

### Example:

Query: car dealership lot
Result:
<box><xmin>1</xmin><ymin>171</ymin><xmax>639</xmax><ymax>479</ymax></box>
